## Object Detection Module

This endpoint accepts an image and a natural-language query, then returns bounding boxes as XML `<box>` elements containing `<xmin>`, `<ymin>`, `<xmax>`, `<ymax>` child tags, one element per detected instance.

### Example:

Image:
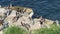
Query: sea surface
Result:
<box><xmin>0</xmin><ymin>0</ymin><xmax>60</xmax><ymax>20</ymax></box>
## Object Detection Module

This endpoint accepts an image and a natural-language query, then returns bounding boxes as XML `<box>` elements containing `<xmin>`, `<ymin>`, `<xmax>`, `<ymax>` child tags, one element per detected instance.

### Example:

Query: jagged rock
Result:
<box><xmin>0</xmin><ymin>6</ymin><xmax>57</xmax><ymax>33</ymax></box>
<box><xmin>33</xmin><ymin>18</ymin><xmax>54</xmax><ymax>28</ymax></box>
<box><xmin>13</xmin><ymin>16</ymin><xmax>33</xmax><ymax>26</ymax></box>
<box><xmin>54</xmin><ymin>20</ymin><xmax>60</xmax><ymax>26</ymax></box>
<box><xmin>3</xmin><ymin>6</ymin><xmax>34</xmax><ymax>27</ymax></box>
<box><xmin>44</xmin><ymin>19</ymin><xmax>54</xmax><ymax>25</ymax></box>
<box><xmin>0</xmin><ymin>8</ymin><xmax>6</xmax><ymax>16</ymax></box>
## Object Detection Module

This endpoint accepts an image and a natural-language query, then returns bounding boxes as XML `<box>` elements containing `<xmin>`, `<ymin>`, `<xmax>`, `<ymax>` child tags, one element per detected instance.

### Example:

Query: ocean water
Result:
<box><xmin>0</xmin><ymin>0</ymin><xmax>60</xmax><ymax>20</ymax></box>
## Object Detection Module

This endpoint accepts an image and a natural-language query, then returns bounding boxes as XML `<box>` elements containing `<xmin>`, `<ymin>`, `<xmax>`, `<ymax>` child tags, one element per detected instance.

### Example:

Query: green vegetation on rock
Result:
<box><xmin>3</xmin><ymin>26</ymin><xmax>28</xmax><ymax>34</ymax></box>
<box><xmin>32</xmin><ymin>25</ymin><xmax>60</xmax><ymax>34</ymax></box>
<box><xmin>3</xmin><ymin>25</ymin><xmax>60</xmax><ymax>34</ymax></box>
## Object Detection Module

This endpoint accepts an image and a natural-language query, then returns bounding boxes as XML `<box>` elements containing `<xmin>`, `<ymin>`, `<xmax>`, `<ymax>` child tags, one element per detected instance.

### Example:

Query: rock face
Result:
<box><xmin>3</xmin><ymin>6</ymin><xmax>34</xmax><ymax>26</ymax></box>
<box><xmin>0</xmin><ymin>6</ymin><xmax>34</xmax><ymax>31</ymax></box>
<box><xmin>0</xmin><ymin>6</ymin><xmax>56</xmax><ymax>33</ymax></box>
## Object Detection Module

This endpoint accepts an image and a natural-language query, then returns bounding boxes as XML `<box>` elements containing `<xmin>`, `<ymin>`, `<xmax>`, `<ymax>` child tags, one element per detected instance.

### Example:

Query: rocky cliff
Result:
<box><xmin>0</xmin><ymin>6</ymin><xmax>58</xmax><ymax>34</ymax></box>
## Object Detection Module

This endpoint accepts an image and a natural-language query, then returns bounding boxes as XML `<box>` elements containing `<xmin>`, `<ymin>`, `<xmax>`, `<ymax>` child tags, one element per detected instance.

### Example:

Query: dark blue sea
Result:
<box><xmin>0</xmin><ymin>0</ymin><xmax>60</xmax><ymax>20</ymax></box>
